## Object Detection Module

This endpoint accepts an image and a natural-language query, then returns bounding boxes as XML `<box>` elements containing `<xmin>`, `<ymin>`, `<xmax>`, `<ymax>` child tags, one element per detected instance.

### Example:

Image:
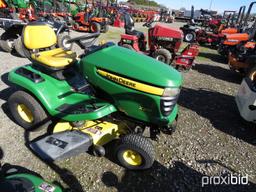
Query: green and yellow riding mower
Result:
<box><xmin>7</xmin><ymin>23</ymin><xmax>182</xmax><ymax>170</ymax></box>
<box><xmin>0</xmin><ymin>147</ymin><xmax>63</xmax><ymax>192</ymax></box>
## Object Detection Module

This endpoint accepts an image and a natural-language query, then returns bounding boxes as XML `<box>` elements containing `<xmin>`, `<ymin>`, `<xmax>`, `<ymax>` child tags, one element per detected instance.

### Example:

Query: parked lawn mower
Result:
<box><xmin>227</xmin><ymin>39</ymin><xmax>256</xmax><ymax>74</ymax></box>
<box><xmin>7</xmin><ymin>23</ymin><xmax>182</xmax><ymax>170</ymax></box>
<box><xmin>0</xmin><ymin>0</ymin><xmax>36</xmax><ymax>21</ymax></box>
<box><xmin>218</xmin><ymin>1</ymin><xmax>256</xmax><ymax>57</ymax></box>
<box><xmin>0</xmin><ymin>147</ymin><xmax>63</xmax><ymax>192</ymax></box>
<box><xmin>118</xmin><ymin>14</ymin><xmax>199</xmax><ymax>70</ymax></box>
<box><xmin>69</xmin><ymin>0</ymin><xmax>109</xmax><ymax>33</ymax></box>
<box><xmin>180</xmin><ymin>6</ymin><xmax>237</xmax><ymax>45</ymax></box>
<box><xmin>0</xmin><ymin>16</ymin><xmax>72</xmax><ymax>57</ymax></box>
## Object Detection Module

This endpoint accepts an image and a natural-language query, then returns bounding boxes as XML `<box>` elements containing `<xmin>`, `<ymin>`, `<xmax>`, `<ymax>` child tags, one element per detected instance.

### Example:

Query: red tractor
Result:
<box><xmin>118</xmin><ymin>14</ymin><xmax>199</xmax><ymax>70</ymax></box>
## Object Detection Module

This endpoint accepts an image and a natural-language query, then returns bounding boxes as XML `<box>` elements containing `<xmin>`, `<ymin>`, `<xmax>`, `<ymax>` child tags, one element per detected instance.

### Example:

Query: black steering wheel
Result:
<box><xmin>143</xmin><ymin>18</ymin><xmax>154</xmax><ymax>28</ymax></box>
<box><xmin>67</xmin><ymin>32</ymin><xmax>101</xmax><ymax>49</ymax></box>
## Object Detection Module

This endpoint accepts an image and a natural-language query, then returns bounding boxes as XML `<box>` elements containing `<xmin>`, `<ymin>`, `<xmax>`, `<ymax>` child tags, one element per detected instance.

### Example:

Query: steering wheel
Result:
<box><xmin>143</xmin><ymin>18</ymin><xmax>154</xmax><ymax>28</ymax></box>
<box><xmin>67</xmin><ymin>32</ymin><xmax>100</xmax><ymax>49</ymax></box>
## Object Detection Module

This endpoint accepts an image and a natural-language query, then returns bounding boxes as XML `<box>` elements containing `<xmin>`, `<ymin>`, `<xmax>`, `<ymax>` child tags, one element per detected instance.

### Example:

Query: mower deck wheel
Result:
<box><xmin>115</xmin><ymin>134</ymin><xmax>155</xmax><ymax>170</ymax></box>
<box><xmin>8</xmin><ymin>90</ymin><xmax>50</xmax><ymax>130</ymax></box>
<box><xmin>57</xmin><ymin>33</ymin><xmax>73</xmax><ymax>50</ymax></box>
<box><xmin>90</xmin><ymin>22</ymin><xmax>101</xmax><ymax>33</ymax></box>
<box><xmin>154</xmin><ymin>48</ymin><xmax>172</xmax><ymax>64</ymax></box>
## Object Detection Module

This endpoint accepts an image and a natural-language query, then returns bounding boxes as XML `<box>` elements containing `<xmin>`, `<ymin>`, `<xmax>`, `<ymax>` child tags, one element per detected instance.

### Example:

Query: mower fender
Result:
<box><xmin>8</xmin><ymin>66</ymin><xmax>117</xmax><ymax>121</ymax></box>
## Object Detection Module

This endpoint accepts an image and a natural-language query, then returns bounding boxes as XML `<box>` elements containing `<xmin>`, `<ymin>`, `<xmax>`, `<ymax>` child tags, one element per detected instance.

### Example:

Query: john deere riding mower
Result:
<box><xmin>7</xmin><ymin>23</ymin><xmax>182</xmax><ymax>170</ymax></box>
<box><xmin>0</xmin><ymin>147</ymin><xmax>63</xmax><ymax>192</ymax></box>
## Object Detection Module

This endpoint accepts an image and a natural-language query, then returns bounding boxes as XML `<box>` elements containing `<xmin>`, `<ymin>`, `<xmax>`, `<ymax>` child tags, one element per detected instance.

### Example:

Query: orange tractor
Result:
<box><xmin>70</xmin><ymin>0</ymin><xmax>109</xmax><ymax>33</ymax></box>
<box><xmin>221</xmin><ymin>2</ymin><xmax>256</xmax><ymax>75</ymax></box>
<box><xmin>73</xmin><ymin>10</ymin><xmax>109</xmax><ymax>32</ymax></box>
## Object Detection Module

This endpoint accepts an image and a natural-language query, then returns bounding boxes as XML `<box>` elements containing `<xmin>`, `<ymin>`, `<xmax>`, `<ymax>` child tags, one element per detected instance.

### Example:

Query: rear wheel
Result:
<box><xmin>14</xmin><ymin>37</ymin><xmax>26</xmax><ymax>58</ymax></box>
<box><xmin>90</xmin><ymin>22</ymin><xmax>101</xmax><ymax>33</ymax></box>
<box><xmin>115</xmin><ymin>134</ymin><xmax>155</xmax><ymax>170</ymax></box>
<box><xmin>184</xmin><ymin>31</ymin><xmax>196</xmax><ymax>43</ymax></box>
<box><xmin>57</xmin><ymin>33</ymin><xmax>73</xmax><ymax>50</ymax></box>
<box><xmin>154</xmin><ymin>48</ymin><xmax>172</xmax><ymax>64</ymax></box>
<box><xmin>8</xmin><ymin>90</ymin><xmax>50</xmax><ymax>130</ymax></box>
<box><xmin>0</xmin><ymin>32</ymin><xmax>17</xmax><ymax>52</ymax></box>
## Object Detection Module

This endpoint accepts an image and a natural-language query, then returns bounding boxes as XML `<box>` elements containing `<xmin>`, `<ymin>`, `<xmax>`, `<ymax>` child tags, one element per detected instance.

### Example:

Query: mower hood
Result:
<box><xmin>225</xmin><ymin>33</ymin><xmax>249</xmax><ymax>41</ymax></box>
<box><xmin>221</xmin><ymin>28</ymin><xmax>238</xmax><ymax>34</ymax></box>
<box><xmin>153</xmin><ymin>24</ymin><xmax>183</xmax><ymax>40</ymax></box>
<box><xmin>83</xmin><ymin>45</ymin><xmax>182</xmax><ymax>88</ymax></box>
<box><xmin>223</xmin><ymin>33</ymin><xmax>249</xmax><ymax>45</ymax></box>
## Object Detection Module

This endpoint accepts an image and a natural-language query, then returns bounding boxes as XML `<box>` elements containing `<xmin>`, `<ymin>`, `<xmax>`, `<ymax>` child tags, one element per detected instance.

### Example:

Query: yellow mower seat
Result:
<box><xmin>31</xmin><ymin>48</ymin><xmax>76</xmax><ymax>68</ymax></box>
<box><xmin>23</xmin><ymin>24</ymin><xmax>76</xmax><ymax>69</ymax></box>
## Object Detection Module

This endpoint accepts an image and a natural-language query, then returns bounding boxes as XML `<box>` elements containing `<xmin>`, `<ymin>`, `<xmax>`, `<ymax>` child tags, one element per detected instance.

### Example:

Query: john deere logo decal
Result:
<box><xmin>97</xmin><ymin>69</ymin><xmax>164</xmax><ymax>96</ymax></box>
<box><xmin>105</xmin><ymin>73</ymin><xmax>136</xmax><ymax>88</ymax></box>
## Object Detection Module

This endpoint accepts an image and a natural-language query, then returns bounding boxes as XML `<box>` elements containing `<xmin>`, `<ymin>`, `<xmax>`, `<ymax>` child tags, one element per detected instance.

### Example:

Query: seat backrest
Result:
<box><xmin>23</xmin><ymin>24</ymin><xmax>57</xmax><ymax>50</ymax></box>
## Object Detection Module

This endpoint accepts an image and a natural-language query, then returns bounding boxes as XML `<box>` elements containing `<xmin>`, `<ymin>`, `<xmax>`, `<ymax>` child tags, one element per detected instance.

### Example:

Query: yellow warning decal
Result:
<box><xmin>97</xmin><ymin>69</ymin><xmax>164</xmax><ymax>96</ymax></box>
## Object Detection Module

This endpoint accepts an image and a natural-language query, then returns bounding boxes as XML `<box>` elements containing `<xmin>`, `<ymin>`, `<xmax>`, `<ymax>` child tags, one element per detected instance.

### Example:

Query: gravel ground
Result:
<box><xmin>0</xmin><ymin>22</ymin><xmax>256</xmax><ymax>192</ymax></box>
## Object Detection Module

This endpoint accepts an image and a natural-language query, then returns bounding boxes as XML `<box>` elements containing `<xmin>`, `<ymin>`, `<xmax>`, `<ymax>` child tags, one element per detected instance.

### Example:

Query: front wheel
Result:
<box><xmin>8</xmin><ymin>90</ymin><xmax>50</xmax><ymax>130</ymax></box>
<box><xmin>14</xmin><ymin>37</ymin><xmax>26</xmax><ymax>57</ymax></box>
<box><xmin>115</xmin><ymin>134</ymin><xmax>155</xmax><ymax>170</ymax></box>
<box><xmin>154</xmin><ymin>48</ymin><xmax>172</xmax><ymax>64</ymax></box>
<box><xmin>57</xmin><ymin>33</ymin><xmax>73</xmax><ymax>50</ymax></box>
<box><xmin>184</xmin><ymin>31</ymin><xmax>196</xmax><ymax>43</ymax></box>
<box><xmin>90</xmin><ymin>22</ymin><xmax>101</xmax><ymax>33</ymax></box>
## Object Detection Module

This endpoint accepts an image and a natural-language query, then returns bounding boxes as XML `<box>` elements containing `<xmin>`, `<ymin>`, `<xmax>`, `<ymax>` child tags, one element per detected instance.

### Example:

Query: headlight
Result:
<box><xmin>162</xmin><ymin>88</ymin><xmax>180</xmax><ymax>97</ymax></box>
<box><xmin>161</xmin><ymin>88</ymin><xmax>180</xmax><ymax>116</ymax></box>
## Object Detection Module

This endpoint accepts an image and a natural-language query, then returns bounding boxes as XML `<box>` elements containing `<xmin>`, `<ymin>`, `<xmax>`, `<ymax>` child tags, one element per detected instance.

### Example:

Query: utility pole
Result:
<box><xmin>209</xmin><ymin>0</ymin><xmax>213</xmax><ymax>11</ymax></box>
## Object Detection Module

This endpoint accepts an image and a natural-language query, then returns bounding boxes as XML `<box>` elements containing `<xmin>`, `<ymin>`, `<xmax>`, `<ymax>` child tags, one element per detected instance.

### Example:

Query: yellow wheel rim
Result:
<box><xmin>17</xmin><ymin>104</ymin><xmax>34</xmax><ymax>123</ymax></box>
<box><xmin>122</xmin><ymin>149</ymin><xmax>142</xmax><ymax>166</ymax></box>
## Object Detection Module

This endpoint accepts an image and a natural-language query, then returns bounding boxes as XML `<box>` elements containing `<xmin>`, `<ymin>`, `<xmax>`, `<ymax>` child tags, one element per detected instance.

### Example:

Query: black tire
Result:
<box><xmin>115</xmin><ymin>134</ymin><xmax>155</xmax><ymax>170</ymax></box>
<box><xmin>121</xmin><ymin>44</ymin><xmax>134</xmax><ymax>50</ymax></box>
<box><xmin>90</xmin><ymin>22</ymin><xmax>101</xmax><ymax>33</ymax></box>
<box><xmin>247</xmin><ymin>65</ymin><xmax>256</xmax><ymax>81</ymax></box>
<box><xmin>101</xmin><ymin>24</ymin><xmax>109</xmax><ymax>33</ymax></box>
<box><xmin>14</xmin><ymin>37</ymin><xmax>26</xmax><ymax>58</ymax></box>
<box><xmin>154</xmin><ymin>48</ymin><xmax>172</xmax><ymax>64</ymax></box>
<box><xmin>8</xmin><ymin>90</ymin><xmax>50</xmax><ymax>130</ymax></box>
<box><xmin>0</xmin><ymin>32</ymin><xmax>17</xmax><ymax>52</ymax></box>
<box><xmin>57</xmin><ymin>33</ymin><xmax>73</xmax><ymax>50</ymax></box>
<box><xmin>184</xmin><ymin>31</ymin><xmax>196</xmax><ymax>43</ymax></box>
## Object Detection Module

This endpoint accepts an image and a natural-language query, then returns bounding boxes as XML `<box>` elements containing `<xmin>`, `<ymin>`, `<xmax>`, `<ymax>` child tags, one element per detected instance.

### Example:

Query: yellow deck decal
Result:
<box><xmin>97</xmin><ymin>69</ymin><xmax>164</xmax><ymax>96</ymax></box>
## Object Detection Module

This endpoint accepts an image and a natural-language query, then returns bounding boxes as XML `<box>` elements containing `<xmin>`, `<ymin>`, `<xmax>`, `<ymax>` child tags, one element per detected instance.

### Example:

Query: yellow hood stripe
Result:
<box><xmin>97</xmin><ymin>69</ymin><xmax>164</xmax><ymax>96</ymax></box>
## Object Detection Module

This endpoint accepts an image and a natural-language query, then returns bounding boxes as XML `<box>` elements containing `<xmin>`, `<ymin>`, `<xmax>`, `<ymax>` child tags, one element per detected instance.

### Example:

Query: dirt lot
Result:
<box><xmin>0</xmin><ymin>22</ymin><xmax>256</xmax><ymax>192</ymax></box>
